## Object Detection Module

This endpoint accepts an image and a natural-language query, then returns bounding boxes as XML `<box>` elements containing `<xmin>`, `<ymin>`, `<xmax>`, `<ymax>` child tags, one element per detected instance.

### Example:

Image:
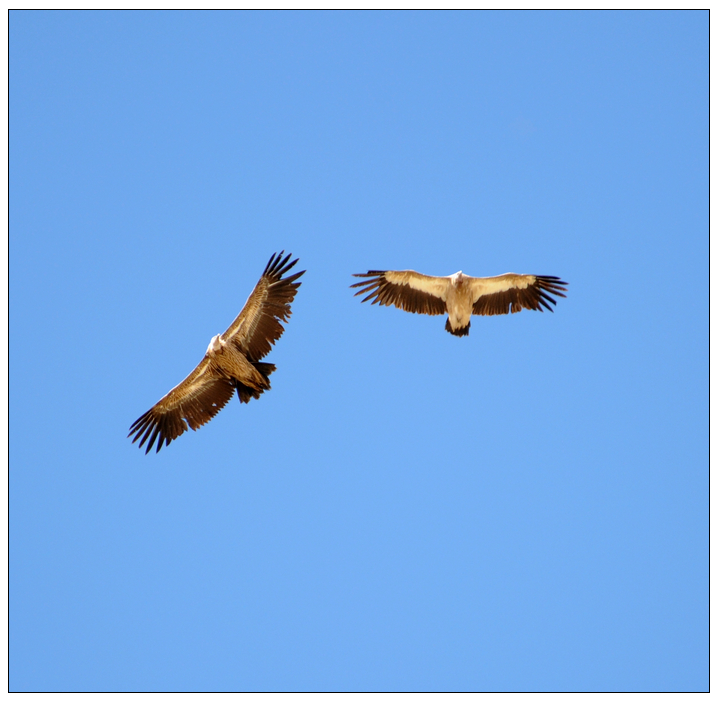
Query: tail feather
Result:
<box><xmin>235</xmin><ymin>362</ymin><xmax>276</xmax><ymax>403</ymax></box>
<box><xmin>253</xmin><ymin>362</ymin><xmax>276</xmax><ymax>378</ymax></box>
<box><xmin>445</xmin><ymin>318</ymin><xmax>470</xmax><ymax>337</ymax></box>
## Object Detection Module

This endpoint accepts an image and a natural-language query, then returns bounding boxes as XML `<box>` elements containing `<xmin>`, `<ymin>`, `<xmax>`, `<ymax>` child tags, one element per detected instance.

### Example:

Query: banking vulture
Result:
<box><xmin>351</xmin><ymin>269</ymin><xmax>568</xmax><ymax>336</ymax></box>
<box><xmin>129</xmin><ymin>252</ymin><xmax>304</xmax><ymax>453</ymax></box>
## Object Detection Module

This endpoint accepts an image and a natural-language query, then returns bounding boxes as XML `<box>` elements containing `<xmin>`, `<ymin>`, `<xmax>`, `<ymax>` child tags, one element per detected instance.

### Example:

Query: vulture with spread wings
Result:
<box><xmin>351</xmin><ymin>268</ymin><xmax>568</xmax><ymax>336</ymax></box>
<box><xmin>129</xmin><ymin>252</ymin><xmax>304</xmax><ymax>453</ymax></box>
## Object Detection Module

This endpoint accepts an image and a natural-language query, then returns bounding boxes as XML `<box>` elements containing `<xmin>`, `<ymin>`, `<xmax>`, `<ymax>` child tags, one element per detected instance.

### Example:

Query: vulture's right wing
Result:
<box><xmin>351</xmin><ymin>270</ymin><xmax>448</xmax><ymax>316</ymax></box>
<box><xmin>128</xmin><ymin>358</ymin><xmax>235</xmax><ymax>454</ymax></box>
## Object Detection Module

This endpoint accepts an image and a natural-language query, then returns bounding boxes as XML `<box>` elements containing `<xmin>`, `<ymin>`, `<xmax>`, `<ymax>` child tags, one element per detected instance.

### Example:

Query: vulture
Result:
<box><xmin>351</xmin><ymin>268</ymin><xmax>568</xmax><ymax>336</ymax></box>
<box><xmin>129</xmin><ymin>252</ymin><xmax>304</xmax><ymax>453</ymax></box>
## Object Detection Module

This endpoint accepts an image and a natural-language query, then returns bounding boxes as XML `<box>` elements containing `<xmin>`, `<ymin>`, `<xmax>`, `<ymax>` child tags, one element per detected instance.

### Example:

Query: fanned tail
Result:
<box><xmin>445</xmin><ymin>319</ymin><xmax>470</xmax><ymax>337</ymax></box>
<box><xmin>235</xmin><ymin>362</ymin><xmax>276</xmax><ymax>403</ymax></box>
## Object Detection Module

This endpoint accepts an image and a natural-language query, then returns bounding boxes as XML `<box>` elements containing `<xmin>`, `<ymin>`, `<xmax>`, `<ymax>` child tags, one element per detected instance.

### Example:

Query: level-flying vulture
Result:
<box><xmin>129</xmin><ymin>252</ymin><xmax>304</xmax><ymax>453</ymax></box>
<box><xmin>351</xmin><ymin>269</ymin><xmax>568</xmax><ymax>336</ymax></box>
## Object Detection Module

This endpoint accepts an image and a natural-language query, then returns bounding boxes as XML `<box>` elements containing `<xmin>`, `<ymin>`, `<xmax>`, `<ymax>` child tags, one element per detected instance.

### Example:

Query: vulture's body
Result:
<box><xmin>129</xmin><ymin>252</ymin><xmax>304</xmax><ymax>453</ymax></box>
<box><xmin>352</xmin><ymin>269</ymin><xmax>568</xmax><ymax>336</ymax></box>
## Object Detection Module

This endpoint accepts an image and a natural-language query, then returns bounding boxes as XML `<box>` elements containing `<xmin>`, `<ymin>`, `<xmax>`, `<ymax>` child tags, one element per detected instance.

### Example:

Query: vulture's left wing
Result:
<box><xmin>223</xmin><ymin>252</ymin><xmax>305</xmax><ymax>361</ymax></box>
<box><xmin>469</xmin><ymin>274</ymin><xmax>568</xmax><ymax>316</ymax></box>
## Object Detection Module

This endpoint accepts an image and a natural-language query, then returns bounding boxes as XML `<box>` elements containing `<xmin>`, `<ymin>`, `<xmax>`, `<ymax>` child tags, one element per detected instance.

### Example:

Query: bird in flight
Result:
<box><xmin>351</xmin><ymin>268</ymin><xmax>567</xmax><ymax>336</ymax></box>
<box><xmin>129</xmin><ymin>252</ymin><xmax>304</xmax><ymax>453</ymax></box>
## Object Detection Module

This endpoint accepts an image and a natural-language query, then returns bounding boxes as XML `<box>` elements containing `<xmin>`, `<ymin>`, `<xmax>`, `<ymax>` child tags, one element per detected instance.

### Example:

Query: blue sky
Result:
<box><xmin>10</xmin><ymin>10</ymin><xmax>707</xmax><ymax>692</ymax></box>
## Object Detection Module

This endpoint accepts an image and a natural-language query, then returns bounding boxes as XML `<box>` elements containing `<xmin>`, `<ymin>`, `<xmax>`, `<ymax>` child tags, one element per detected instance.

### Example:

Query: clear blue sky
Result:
<box><xmin>10</xmin><ymin>10</ymin><xmax>707</xmax><ymax>692</ymax></box>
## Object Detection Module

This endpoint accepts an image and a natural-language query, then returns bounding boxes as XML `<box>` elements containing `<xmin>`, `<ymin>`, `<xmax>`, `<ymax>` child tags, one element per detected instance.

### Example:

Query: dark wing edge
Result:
<box><xmin>351</xmin><ymin>271</ymin><xmax>446</xmax><ymax>316</ymax></box>
<box><xmin>128</xmin><ymin>374</ymin><xmax>235</xmax><ymax>454</ymax></box>
<box><xmin>230</xmin><ymin>251</ymin><xmax>305</xmax><ymax>361</ymax></box>
<box><xmin>473</xmin><ymin>275</ymin><xmax>569</xmax><ymax>316</ymax></box>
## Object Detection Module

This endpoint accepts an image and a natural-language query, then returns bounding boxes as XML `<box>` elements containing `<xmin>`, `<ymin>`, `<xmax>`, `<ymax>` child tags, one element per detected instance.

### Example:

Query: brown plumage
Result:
<box><xmin>129</xmin><ymin>252</ymin><xmax>304</xmax><ymax>453</ymax></box>
<box><xmin>351</xmin><ymin>269</ymin><xmax>567</xmax><ymax>336</ymax></box>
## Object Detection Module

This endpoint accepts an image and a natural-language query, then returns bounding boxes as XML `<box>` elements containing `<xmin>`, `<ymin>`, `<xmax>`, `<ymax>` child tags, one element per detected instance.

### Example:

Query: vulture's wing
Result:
<box><xmin>128</xmin><ymin>358</ymin><xmax>235</xmax><ymax>454</ymax></box>
<box><xmin>222</xmin><ymin>252</ymin><xmax>305</xmax><ymax>361</ymax></box>
<box><xmin>469</xmin><ymin>274</ymin><xmax>568</xmax><ymax>316</ymax></box>
<box><xmin>351</xmin><ymin>270</ymin><xmax>448</xmax><ymax>316</ymax></box>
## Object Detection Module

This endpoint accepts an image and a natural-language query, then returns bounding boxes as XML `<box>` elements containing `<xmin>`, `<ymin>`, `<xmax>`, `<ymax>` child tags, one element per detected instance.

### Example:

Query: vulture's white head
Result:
<box><xmin>206</xmin><ymin>334</ymin><xmax>224</xmax><ymax>355</ymax></box>
<box><xmin>450</xmin><ymin>271</ymin><xmax>465</xmax><ymax>286</ymax></box>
